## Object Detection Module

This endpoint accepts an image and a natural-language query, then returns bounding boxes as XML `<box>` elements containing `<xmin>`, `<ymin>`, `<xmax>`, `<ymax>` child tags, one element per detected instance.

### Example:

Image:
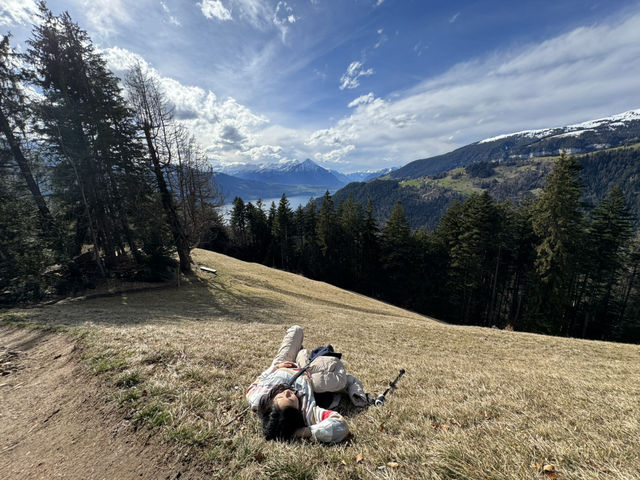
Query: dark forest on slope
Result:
<box><xmin>218</xmin><ymin>154</ymin><xmax>640</xmax><ymax>344</ymax></box>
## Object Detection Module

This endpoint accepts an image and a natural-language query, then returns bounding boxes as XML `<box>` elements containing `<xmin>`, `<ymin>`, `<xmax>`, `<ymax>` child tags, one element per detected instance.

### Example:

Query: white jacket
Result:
<box><xmin>245</xmin><ymin>365</ymin><xmax>349</xmax><ymax>443</ymax></box>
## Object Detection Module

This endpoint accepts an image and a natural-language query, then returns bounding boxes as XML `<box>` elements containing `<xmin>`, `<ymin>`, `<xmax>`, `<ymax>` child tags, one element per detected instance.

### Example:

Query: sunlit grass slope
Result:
<box><xmin>3</xmin><ymin>249</ymin><xmax>639</xmax><ymax>479</ymax></box>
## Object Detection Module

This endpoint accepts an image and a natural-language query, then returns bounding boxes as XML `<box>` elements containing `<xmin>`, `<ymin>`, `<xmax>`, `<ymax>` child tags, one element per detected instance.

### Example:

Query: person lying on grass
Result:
<box><xmin>246</xmin><ymin>325</ymin><xmax>368</xmax><ymax>443</ymax></box>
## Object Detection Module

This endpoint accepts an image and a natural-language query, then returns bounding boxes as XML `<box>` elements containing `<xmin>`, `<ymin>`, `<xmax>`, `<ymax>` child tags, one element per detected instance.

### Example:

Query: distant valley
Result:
<box><xmin>213</xmin><ymin>159</ymin><xmax>395</xmax><ymax>203</ymax></box>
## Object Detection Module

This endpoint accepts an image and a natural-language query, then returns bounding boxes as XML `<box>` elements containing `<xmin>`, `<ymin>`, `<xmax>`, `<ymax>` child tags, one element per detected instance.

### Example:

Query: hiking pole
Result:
<box><xmin>374</xmin><ymin>369</ymin><xmax>405</xmax><ymax>406</ymax></box>
<box><xmin>224</xmin><ymin>406</ymin><xmax>249</xmax><ymax>427</ymax></box>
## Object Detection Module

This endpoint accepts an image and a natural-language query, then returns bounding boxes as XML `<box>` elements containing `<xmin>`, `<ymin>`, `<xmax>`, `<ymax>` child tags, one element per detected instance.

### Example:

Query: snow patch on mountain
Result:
<box><xmin>478</xmin><ymin>109</ymin><xmax>640</xmax><ymax>144</ymax></box>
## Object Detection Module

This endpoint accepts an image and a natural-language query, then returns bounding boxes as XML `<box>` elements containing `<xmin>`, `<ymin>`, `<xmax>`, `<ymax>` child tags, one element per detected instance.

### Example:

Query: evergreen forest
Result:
<box><xmin>220</xmin><ymin>154</ymin><xmax>640</xmax><ymax>344</ymax></box>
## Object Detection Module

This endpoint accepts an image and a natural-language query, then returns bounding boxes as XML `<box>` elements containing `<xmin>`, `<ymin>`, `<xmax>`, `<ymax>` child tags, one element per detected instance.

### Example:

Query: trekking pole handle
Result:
<box><xmin>390</xmin><ymin>369</ymin><xmax>406</xmax><ymax>388</ymax></box>
<box><xmin>374</xmin><ymin>369</ymin><xmax>406</xmax><ymax>406</ymax></box>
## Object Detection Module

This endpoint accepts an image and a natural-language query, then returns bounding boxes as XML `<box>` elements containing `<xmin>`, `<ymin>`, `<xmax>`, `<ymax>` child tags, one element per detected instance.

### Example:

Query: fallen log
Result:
<box><xmin>199</xmin><ymin>266</ymin><xmax>217</xmax><ymax>275</ymax></box>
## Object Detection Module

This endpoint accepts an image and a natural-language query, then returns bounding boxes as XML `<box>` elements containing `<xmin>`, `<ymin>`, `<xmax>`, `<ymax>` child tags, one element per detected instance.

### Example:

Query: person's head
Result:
<box><xmin>258</xmin><ymin>384</ymin><xmax>305</xmax><ymax>441</ymax></box>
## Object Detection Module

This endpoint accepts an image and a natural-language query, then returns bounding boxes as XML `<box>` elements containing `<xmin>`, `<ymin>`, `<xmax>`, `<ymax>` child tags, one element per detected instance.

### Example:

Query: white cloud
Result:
<box><xmin>314</xmin><ymin>145</ymin><xmax>355</xmax><ymax>163</ymax></box>
<box><xmin>348</xmin><ymin>92</ymin><xmax>376</xmax><ymax>108</ymax></box>
<box><xmin>339</xmin><ymin>61</ymin><xmax>374</xmax><ymax>90</ymax></box>
<box><xmin>307</xmin><ymin>12</ymin><xmax>640</xmax><ymax>170</ymax></box>
<box><xmin>199</xmin><ymin>0</ymin><xmax>294</xmax><ymax>42</ymax></box>
<box><xmin>374</xmin><ymin>29</ymin><xmax>388</xmax><ymax>49</ymax></box>
<box><xmin>306</xmin><ymin>122</ymin><xmax>357</xmax><ymax>147</ymax></box>
<box><xmin>273</xmin><ymin>1</ymin><xmax>297</xmax><ymax>41</ymax></box>
<box><xmin>199</xmin><ymin>0</ymin><xmax>232</xmax><ymax>21</ymax></box>
<box><xmin>231</xmin><ymin>0</ymin><xmax>272</xmax><ymax>28</ymax></box>
<box><xmin>161</xmin><ymin>1</ymin><xmax>181</xmax><ymax>26</ymax></box>
<box><xmin>244</xmin><ymin>144</ymin><xmax>284</xmax><ymax>162</ymax></box>
<box><xmin>375</xmin><ymin>0</ymin><xmax>384</xmax><ymax>6</ymax></box>
<box><xmin>449</xmin><ymin>12</ymin><xmax>460</xmax><ymax>24</ymax></box>
<box><xmin>414</xmin><ymin>41</ymin><xmax>428</xmax><ymax>57</ymax></box>
<box><xmin>103</xmin><ymin>11</ymin><xmax>640</xmax><ymax>171</ymax></box>
<box><xmin>80</xmin><ymin>0</ymin><xmax>132</xmax><ymax>37</ymax></box>
<box><xmin>102</xmin><ymin>46</ymin><xmax>276</xmax><ymax>166</ymax></box>
<box><xmin>0</xmin><ymin>0</ymin><xmax>38</xmax><ymax>26</ymax></box>
<box><xmin>101</xmin><ymin>46</ymin><xmax>148</xmax><ymax>74</ymax></box>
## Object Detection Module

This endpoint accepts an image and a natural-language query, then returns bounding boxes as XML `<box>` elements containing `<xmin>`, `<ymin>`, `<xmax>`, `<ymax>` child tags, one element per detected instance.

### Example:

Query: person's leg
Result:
<box><xmin>272</xmin><ymin>325</ymin><xmax>304</xmax><ymax>366</ymax></box>
<box><xmin>295</xmin><ymin>348</ymin><xmax>309</xmax><ymax>367</ymax></box>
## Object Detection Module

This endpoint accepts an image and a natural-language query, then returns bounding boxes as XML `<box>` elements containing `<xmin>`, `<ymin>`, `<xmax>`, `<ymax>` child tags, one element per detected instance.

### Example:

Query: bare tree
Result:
<box><xmin>167</xmin><ymin>124</ymin><xmax>223</xmax><ymax>247</ymax></box>
<box><xmin>125</xmin><ymin>64</ymin><xmax>191</xmax><ymax>273</ymax></box>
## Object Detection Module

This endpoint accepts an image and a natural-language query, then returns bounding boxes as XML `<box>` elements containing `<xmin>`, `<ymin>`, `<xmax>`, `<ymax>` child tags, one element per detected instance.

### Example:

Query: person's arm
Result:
<box><xmin>245</xmin><ymin>364</ymin><xmax>279</xmax><ymax>410</ymax></box>
<box><xmin>275</xmin><ymin>362</ymin><xmax>297</xmax><ymax>369</ymax></box>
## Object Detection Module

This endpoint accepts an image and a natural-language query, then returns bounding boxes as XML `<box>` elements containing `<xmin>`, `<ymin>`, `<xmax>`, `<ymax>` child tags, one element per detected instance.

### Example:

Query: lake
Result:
<box><xmin>219</xmin><ymin>195</ymin><xmax>320</xmax><ymax>221</ymax></box>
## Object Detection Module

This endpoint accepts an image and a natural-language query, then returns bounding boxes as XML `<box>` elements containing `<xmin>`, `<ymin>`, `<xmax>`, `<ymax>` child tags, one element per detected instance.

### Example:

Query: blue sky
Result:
<box><xmin>2</xmin><ymin>0</ymin><xmax>640</xmax><ymax>172</ymax></box>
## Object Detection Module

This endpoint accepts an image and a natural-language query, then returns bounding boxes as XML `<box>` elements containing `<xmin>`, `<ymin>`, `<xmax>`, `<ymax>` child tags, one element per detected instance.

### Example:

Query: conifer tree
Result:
<box><xmin>581</xmin><ymin>187</ymin><xmax>632</xmax><ymax>338</ymax></box>
<box><xmin>297</xmin><ymin>199</ymin><xmax>322</xmax><ymax>277</ymax></box>
<box><xmin>273</xmin><ymin>194</ymin><xmax>294</xmax><ymax>269</ymax></box>
<box><xmin>433</xmin><ymin>199</ymin><xmax>464</xmax><ymax>252</ymax></box>
<box><xmin>529</xmin><ymin>154</ymin><xmax>585</xmax><ymax>334</ymax></box>
<box><xmin>27</xmin><ymin>6</ymin><xmax>152</xmax><ymax>275</ymax></box>
<box><xmin>230</xmin><ymin>197</ymin><xmax>247</xmax><ymax>247</ymax></box>
<box><xmin>0</xmin><ymin>35</ymin><xmax>62</xmax><ymax>251</ymax></box>
<box><xmin>448</xmin><ymin>191</ymin><xmax>500</xmax><ymax>324</ymax></box>
<box><xmin>264</xmin><ymin>201</ymin><xmax>278</xmax><ymax>266</ymax></box>
<box><xmin>316</xmin><ymin>191</ymin><xmax>337</xmax><ymax>256</ymax></box>
<box><xmin>315</xmin><ymin>191</ymin><xmax>345</xmax><ymax>282</ymax></box>
<box><xmin>380</xmin><ymin>200</ymin><xmax>414</xmax><ymax>306</ymax></box>
<box><xmin>616</xmin><ymin>230</ymin><xmax>640</xmax><ymax>342</ymax></box>
<box><xmin>245</xmin><ymin>200</ymin><xmax>270</xmax><ymax>262</ymax></box>
<box><xmin>0</xmin><ymin>144</ymin><xmax>54</xmax><ymax>302</ymax></box>
<box><xmin>338</xmin><ymin>195</ymin><xmax>364</xmax><ymax>288</ymax></box>
<box><xmin>503</xmin><ymin>197</ymin><xmax>537</xmax><ymax>329</ymax></box>
<box><xmin>360</xmin><ymin>199</ymin><xmax>381</xmax><ymax>295</ymax></box>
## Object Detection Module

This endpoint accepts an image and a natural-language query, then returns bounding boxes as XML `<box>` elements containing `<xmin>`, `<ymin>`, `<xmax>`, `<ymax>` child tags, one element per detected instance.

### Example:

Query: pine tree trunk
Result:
<box><xmin>489</xmin><ymin>244</ymin><xmax>501</xmax><ymax>324</ymax></box>
<box><xmin>618</xmin><ymin>263</ymin><xmax>637</xmax><ymax>328</ymax></box>
<box><xmin>68</xmin><ymin>157</ymin><xmax>106</xmax><ymax>277</ymax></box>
<box><xmin>105</xmin><ymin>156</ymin><xmax>140</xmax><ymax>263</ymax></box>
<box><xmin>0</xmin><ymin>107</ymin><xmax>63</xmax><ymax>251</ymax></box>
<box><xmin>143</xmin><ymin>124</ymin><xmax>192</xmax><ymax>274</ymax></box>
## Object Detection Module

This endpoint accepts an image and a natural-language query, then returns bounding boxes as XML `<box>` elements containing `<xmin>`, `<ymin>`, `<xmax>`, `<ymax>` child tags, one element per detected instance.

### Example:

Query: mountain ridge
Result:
<box><xmin>213</xmin><ymin>159</ymin><xmax>394</xmax><ymax>202</ymax></box>
<box><xmin>388</xmin><ymin>108</ymin><xmax>640</xmax><ymax>180</ymax></box>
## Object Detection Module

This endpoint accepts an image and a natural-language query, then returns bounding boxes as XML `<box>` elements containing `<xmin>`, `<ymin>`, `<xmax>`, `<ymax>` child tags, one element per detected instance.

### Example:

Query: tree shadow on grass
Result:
<box><xmin>2</xmin><ymin>274</ymin><xmax>294</xmax><ymax>329</ymax></box>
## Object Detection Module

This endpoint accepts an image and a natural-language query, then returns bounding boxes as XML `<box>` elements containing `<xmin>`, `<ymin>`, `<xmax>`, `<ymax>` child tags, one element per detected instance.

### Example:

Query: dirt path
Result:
<box><xmin>0</xmin><ymin>327</ymin><xmax>202</xmax><ymax>480</ymax></box>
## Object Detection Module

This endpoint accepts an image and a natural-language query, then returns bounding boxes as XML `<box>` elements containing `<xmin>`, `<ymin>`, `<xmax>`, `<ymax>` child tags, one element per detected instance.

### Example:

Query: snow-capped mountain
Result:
<box><xmin>479</xmin><ymin>109</ymin><xmax>640</xmax><ymax>144</ymax></box>
<box><xmin>213</xmin><ymin>159</ymin><xmax>345</xmax><ymax>202</ymax></box>
<box><xmin>212</xmin><ymin>159</ymin><xmax>400</xmax><ymax>202</ymax></box>
<box><xmin>331</xmin><ymin>167</ymin><xmax>397</xmax><ymax>182</ymax></box>
<box><xmin>390</xmin><ymin>108</ymin><xmax>640</xmax><ymax>180</ymax></box>
<box><xmin>225</xmin><ymin>159</ymin><xmax>345</xmax><ymax>187</ymax></box>
<box><xmin>215</xmin><ymin>159</ymin><xmax>398</xmax><ymax>187</ymax></box>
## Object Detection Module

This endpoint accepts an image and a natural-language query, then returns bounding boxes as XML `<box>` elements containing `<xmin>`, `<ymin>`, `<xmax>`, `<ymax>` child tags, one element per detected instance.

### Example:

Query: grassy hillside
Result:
<box><xmin>3</xmin><ymin>249</ymin><xmax>639</xmax><ymax>479</ymax></box>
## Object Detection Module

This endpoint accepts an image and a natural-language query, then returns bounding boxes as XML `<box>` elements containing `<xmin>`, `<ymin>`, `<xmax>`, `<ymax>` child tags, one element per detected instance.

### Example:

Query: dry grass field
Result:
<box><xmin>2</xmin><ymin>248</ymin><xmax>639</xmax><ymax>479</ymax></box>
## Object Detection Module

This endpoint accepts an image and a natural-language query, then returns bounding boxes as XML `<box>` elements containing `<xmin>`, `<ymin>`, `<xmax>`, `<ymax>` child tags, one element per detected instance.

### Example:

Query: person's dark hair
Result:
<box><xmin>257</xmin><ymin>384</ymin><xmax>306</xmax><ymax>441</ymax></box>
